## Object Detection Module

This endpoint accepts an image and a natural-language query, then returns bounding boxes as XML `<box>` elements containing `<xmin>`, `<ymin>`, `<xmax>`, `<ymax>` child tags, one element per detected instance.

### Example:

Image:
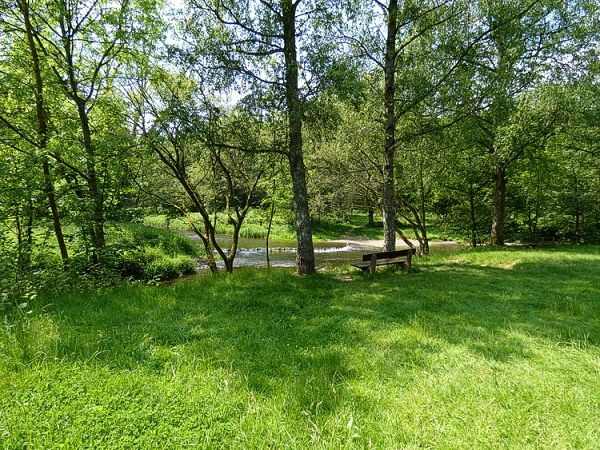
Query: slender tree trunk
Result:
<box><xmin>399</xmin><ymin>199</ymin><xmax>428</xmax><ymax>255</ymax></box>
<box><xmin>20</xmin><ymin>0</ymin><xmax>70</xmax><ymax>268</ymax></box>
<box><xmin>60</xmin><ymin>169</ymin><xmax>97</xmax><ymax>255</ymax></box>
<box><xmin>15</xmin><ymin>210</ymin><xmax>23</xmax><ymax>275</ymax></box>
<box><xmin>469</xmin><ymin>186</ymin><xmax>477</xmax><ymax>247</ymax></box>
<box><xmin>189</xmin><ymin>219</ymin><xmax>218</xmax><ymax>273</ymax></box>
<box><xmin>42</xmin><ymin>160</ymin><xmax>69</xmax><ymax>267</ymax></box>
<box><xmin>573</xmin><ymin>174</ymin><xmax>581</xmax><ymax>243</ymax></box>
<box><xmin>383</xmin><ymin>0</ymin><xmax>398</xmax><ymax>252</ymax></box>
<box><xmin>225</xmin><ymin>220</ymin><xmax>244</xmax><ymax>274</ymax></box>
<box><xmin>490</xmin><ymin>164</ymin><xmax>507</xmax><ymax>246</ymax></box>
<box><xmin>202</xmin><ymin>237</ymin><xmax>219</xmax><ymax>273</ymax></box>
<box><xmin>368</xmin><ymin>206</ymin><xmax>374</xmax><ymax>226</ymax></box>
<box><xmin>58</xmin><ymin>15</ymin><xmax>106</xmax><ymax>260</ymax></box>
<box><xmin>575</xmin><ymin>210</ymin><xmax>581</xmax><ymax>244</ymax></box>
<box><xmin>420</xmin><ymin>228</ymin><xmax>429</xmax><ymax>254</ymax></box>
<box><xmin>266</xmin><ymin>184</ymin><xmax>276</xmax><ymax>269</ymax></box>
<box><xmin>395</xmin><ymin>220</ymin><xmax>417</xmax><ymax>250</ymax></box>
<box><xmin>76</xmin><ymin>100</ymin><xmax>106</xmax><ymax>253</ymax></box>
<box><xmin>282</xmin><ymin>0</ymin><xmax>315</xmax><ymax>275</ymax></box>
<box><xmin>527</xmin><ymin>201</ymin><xmax>533</xmax><ymax>242</ymax></box>
<box><xmin>418</xmin><ymin>159</ymin><xmax>429</xmax><ymax>254</ymax></box>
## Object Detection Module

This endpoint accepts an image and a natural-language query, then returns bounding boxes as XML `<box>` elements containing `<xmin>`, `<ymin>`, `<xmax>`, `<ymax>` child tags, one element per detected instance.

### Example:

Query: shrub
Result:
<box><xmin>119</xmin><ymin>247</ymin><xmax>197</xmax><ymax>281</ymax></box>
<box><xmin>144</xmin><ymin>254</ymin><xmax>197</xmax><ymax>281</ymax></box>
<box><xmin>108</xmin><ymin>223</ymin><xmax>202</xmax><ymax>257</ymax></box>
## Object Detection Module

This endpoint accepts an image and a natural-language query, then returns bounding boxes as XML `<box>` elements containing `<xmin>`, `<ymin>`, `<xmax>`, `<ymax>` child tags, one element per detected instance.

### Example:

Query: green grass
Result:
<box><xmin>144</xmin><ymin>211</ymin><xmax>387</xmax><ymax>242</ymax></box>
<box><xmin>1</xmin><ymin>246</ymin><xmax>599</xmax><ymax>447</ymax></box>
<box><xmin>144</xmin><ymin>211</ymin><xmax>298</xmax><ymax>241</ymax></box>
<box><xmin>311</xmin><ymin>212</ymin><xmax>467</xmax><ymax>242</ymax></box>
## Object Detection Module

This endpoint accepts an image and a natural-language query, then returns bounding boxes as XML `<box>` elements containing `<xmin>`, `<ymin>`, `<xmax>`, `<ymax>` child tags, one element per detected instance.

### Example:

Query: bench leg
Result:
<box><xmin>370</xmin><ymin>254</ymin><xmax>377</xmax><ymax>275</ymax></box>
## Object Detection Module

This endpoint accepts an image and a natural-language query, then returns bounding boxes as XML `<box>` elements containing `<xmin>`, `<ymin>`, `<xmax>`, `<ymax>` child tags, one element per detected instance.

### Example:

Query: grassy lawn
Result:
<box><xmin>1</xmin><ymin>246</ymin><xmax>599</xmax><ymax>447</ymax></box>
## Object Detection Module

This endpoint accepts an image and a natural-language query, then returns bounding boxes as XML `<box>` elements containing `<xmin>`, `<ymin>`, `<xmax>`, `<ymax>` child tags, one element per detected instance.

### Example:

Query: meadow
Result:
<box><xmin>1</xmin><ymin>245</ymin><xmax>599</xmax><ymax>448</ymax></box>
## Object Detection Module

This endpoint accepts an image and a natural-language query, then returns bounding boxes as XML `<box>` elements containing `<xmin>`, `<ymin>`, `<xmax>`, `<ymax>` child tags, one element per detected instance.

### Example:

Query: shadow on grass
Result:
<box><xmin>9</xmin><ymin>247</ymin><xmax>600</xmax><ymax>421</ymax></box>
<box><xmin>355</xmin><ymin>253</ymin><xmax>600</xmax><ymax>359</ymax></box>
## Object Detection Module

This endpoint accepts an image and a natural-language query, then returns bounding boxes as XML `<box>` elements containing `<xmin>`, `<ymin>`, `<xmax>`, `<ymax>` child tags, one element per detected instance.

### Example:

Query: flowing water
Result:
<box><xmin>183</xmin><ymin>233</ymin><xmax>373</xmax><ymax>270</ymax></box>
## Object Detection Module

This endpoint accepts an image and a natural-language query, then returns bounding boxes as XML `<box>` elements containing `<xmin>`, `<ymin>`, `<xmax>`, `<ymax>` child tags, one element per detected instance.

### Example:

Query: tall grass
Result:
<box><xmin>1</xmin><ymin>245</ymin><xmax>599</xmax><ymax>447</ymax></box>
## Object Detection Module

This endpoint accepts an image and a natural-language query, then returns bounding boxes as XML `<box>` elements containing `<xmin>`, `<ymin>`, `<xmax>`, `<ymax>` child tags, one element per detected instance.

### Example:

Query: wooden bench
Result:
<box><xmin>351</xmin><ymin>248</ymin><xmax>416</xmax><ymax>273</ymax></box>
<box><xmin>527</xmin><ymin>236</ymin><xmax>558</xmax><ymax>247</ymax></box>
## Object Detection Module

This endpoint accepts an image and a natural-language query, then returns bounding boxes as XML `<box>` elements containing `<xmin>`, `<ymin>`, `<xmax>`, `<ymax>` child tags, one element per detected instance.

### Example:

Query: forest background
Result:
<box><xmin>0</xmin><ymin>0</ymin><xmax>598</xmax><ymax>300</ymax></box>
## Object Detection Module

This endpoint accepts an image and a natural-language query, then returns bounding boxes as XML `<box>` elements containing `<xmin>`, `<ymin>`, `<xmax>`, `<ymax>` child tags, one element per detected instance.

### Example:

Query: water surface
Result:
<box><xmin>183</xmin><ymin>233</ymin><xmax>372</xmax><ymax>270</ymax></box>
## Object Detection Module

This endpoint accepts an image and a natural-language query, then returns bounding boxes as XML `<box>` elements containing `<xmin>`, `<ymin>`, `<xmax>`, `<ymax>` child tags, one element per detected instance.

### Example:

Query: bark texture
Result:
<box><xmin>282</xmin><ymin>0</ymin><xmax>315</xmax><ymax>274</ymax></box>
<box><xmin>490</xmin><ymin>164</ymin><xmax>507</xmax><ymax>246</ymax></box>
<box><xmin>382</xmin><ymin>0</ymin><xmax>398</xmax><ymax>252</ymax></box>
<box><xmin>19</xmin><ymin>0</ymin><xmax>69</xmax><ymax>267</ymax></box>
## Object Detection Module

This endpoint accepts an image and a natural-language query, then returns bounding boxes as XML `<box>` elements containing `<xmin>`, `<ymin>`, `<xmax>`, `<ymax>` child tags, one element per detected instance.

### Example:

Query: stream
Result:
<box><xmin>183</xmin><ymin>233</ymin><xmax>374</xmax><ymax>270</ymax></box>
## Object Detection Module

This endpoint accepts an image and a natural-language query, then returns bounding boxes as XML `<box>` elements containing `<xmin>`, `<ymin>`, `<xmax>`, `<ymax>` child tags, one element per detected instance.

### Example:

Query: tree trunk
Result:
<box><xmin>469</xmin><ymin>186</ymin><xmax>477</xmax><ymax>247</ymax></box>
<box><xmin>43</xmin><ymin>161</ymin><xmax>69</xmax><ymax>266</ymax></box>
<box><xmin>15</xmin><ymin>210</ymin><xmax>23</xmax><ymax>275</ymax></box>
<box><xmin>527</xmin><ymin>201</ymin><xmax>533</xmax><ymax>242</ymax></box>
<box><xmin>382</xmin><ymin>0</ymin><xmax>398</xmax><ymax>252</ymax></box>
<box><xmin>266</xmin><ymin>184</ymin><xmax>276</xmax><ymax>269</ymax></box>
<box><xmin>418</xmin><ymin>159</ymin><xmax>429</xmax><ymax>254</ymax></box>
<box><xmin>76</xmin><ymin>99</ymin><xmax>106</xmax><ymax>254</ymax></box>
<box><xmin>395</xmin><ymin>222</ymin><xmax>417</xmax><ymax>250</ymax></box>
<box><xmin>573</xmin><ymin>174</ymin><xmax>582</xmax><ymax>244</ymax></box>
<box><xmin>19</xmin><ymin>0</ymin><xmax>69</xmax><ymax>268</ymax></box>
<box><xmin>490</xmin><ymin>164</ymin><xmax>507</xmax><ymax>246</ymax></box>
<box><xmin>59</xmin><ymin>15</ymin><xmax>106</xmax><ymax>261</ymax></box>
<box><xmin>189</xmin><ymin>219</ymin><xmax>219</xmax><ymax>273</ymax></box>
<box><xmin>282</xmin><ymin>0</ymin><xmax>315</xmax><ymax>275</ymax></box>
<box><xmin>368</xmin><ymin>206</ymin><xmax>374</xmax><ymax>226</ymax></box>
<box><xmin>575</xmin><ymin>210</ymin><xmax>581</xmax><ymax>244</ymax></box>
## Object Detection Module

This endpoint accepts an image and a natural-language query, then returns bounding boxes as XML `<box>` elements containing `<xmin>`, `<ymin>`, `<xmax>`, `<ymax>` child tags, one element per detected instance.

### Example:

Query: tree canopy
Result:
<box><xmin>0</xmin><ymin>0</ymin><xmax>598</xmax><ymax>280</ymax></box>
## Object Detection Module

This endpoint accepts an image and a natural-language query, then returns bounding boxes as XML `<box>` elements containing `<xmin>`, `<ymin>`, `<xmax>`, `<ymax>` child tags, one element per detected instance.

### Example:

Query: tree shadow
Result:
<box><xmin>344</xmin><ymin>255</ymin><xmax>600</xmax><ymax>362</ymax></box>
<box><xmin>13</xmin><ymin>252</ymin><xmax>600</xmax><ymax>426</ymax></box>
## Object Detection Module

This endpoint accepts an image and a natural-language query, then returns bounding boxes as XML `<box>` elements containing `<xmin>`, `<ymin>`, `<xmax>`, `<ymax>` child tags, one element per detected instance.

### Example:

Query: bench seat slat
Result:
<box><xmin>351</xmin><ymin>256</ymin><xmax>408</xmax><ymax>269</ymax></box>
<box><xmin>361</xmin><ymin>248</ymin><xmax>415</xmax><ymax>262</ymax></box>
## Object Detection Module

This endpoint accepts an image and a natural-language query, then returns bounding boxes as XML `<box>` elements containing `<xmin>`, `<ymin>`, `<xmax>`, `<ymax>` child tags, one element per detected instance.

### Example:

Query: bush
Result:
<box><xmin>104</xmin><ymin>223</ymin><xmax>200</xmax><ymax>281</ymax></box>
<box><xmin>144</xmin><ymin>254</ymin><xmax>197</xmax><ymax>281</ymax></box>
<box><xmin>108</xmin><ymin>223</ymin><xmax>202</xmax><ymax>257</ymax></box>
<box><xmin>119</xmin><ymin>247</ymin><xmax>197</xmax><ymax>281</ymax></box>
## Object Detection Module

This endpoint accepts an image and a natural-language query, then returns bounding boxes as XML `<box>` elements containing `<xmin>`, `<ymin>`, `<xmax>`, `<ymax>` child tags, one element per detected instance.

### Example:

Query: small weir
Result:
<box><xmin>185</xmin><ymin>233</ymin><xmax>373</xmax><ymax>270</ymax></box>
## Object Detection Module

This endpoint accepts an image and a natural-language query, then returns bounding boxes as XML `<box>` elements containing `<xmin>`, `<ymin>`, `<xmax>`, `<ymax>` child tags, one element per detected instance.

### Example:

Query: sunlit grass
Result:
<box><xmin>1</xmin><ymin>245</ymin><xmax>599</xmax><ymax>447</ymax></box>
<box><xmin>143</xmin><ymin>211</ymin><xmax>297</xmax><ymax>241</ymax></box>
<box><xmin>142</xmin><ymin>210</ymin><xmax>460</xmax><ymax>243</ymax></box>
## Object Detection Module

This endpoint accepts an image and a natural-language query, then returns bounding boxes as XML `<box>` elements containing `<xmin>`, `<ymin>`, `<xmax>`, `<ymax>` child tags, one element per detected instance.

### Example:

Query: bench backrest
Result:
<box><xmin>362</xmin><ymin>248</ymin><xmax>416</xmax><ymax>262</ymax></box>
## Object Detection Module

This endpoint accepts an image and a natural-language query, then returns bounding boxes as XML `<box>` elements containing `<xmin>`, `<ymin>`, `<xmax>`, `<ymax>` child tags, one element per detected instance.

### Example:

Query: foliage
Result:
<box><xmin>108</xmin><ymin>223</ymin><xmax>202</xmax><ymax>258</ymax></box>
<box><xmin>106</xmin><ymin>223</ymin><xmax>199</xmax><ymax>281</ymax></box>
<box><xmin>119</xmin><ymin>247</ymin><xmax>196</xmax><ymax>281</ymax></box>
<box><xmin>0</xmin><ymin>0</ymin><xmax>599</xmax><ymax>284</ymax></box>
